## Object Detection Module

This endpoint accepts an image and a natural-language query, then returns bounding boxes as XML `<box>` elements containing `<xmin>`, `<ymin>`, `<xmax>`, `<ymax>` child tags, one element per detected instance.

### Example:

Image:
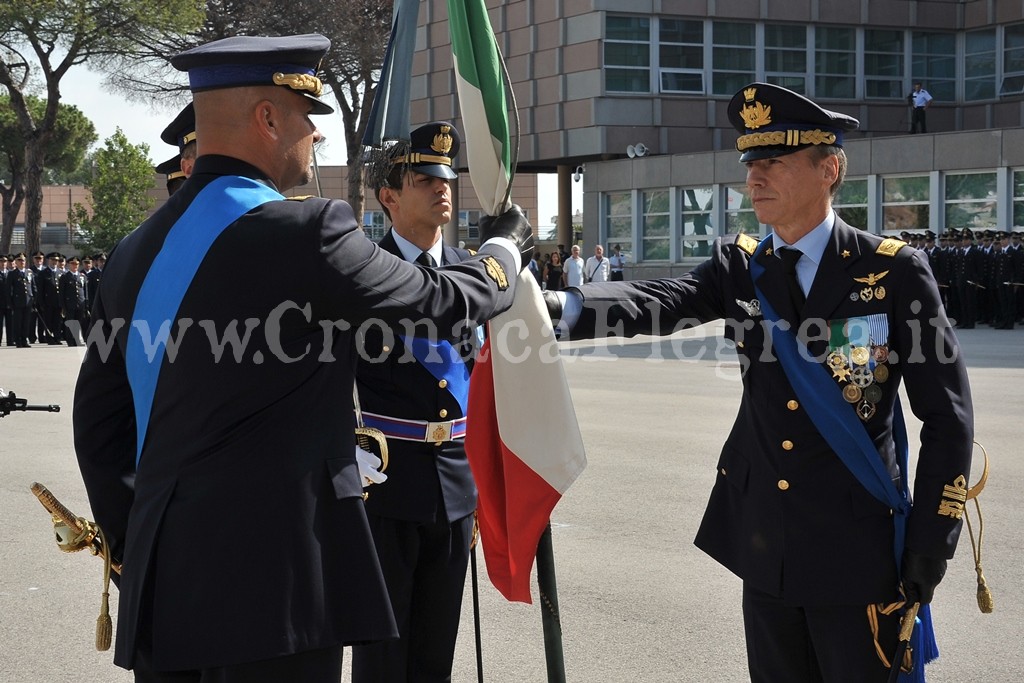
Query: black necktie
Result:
<box><xmin>416</xmin><ymin>251</ymin><xmax>436</xmax><ymax>268</ymax></box>
<box><xmin>777</xmin><ymin>247</ymin><xmax>806</xmax><ymax>313</ymax></box>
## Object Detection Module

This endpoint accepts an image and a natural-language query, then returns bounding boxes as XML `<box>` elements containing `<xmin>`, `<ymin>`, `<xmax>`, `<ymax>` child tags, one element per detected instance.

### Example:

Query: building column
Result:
<box><xmin>557</xmin><ymin>164</ymin><xmax>574</xmax><ymax>246</ymax></box>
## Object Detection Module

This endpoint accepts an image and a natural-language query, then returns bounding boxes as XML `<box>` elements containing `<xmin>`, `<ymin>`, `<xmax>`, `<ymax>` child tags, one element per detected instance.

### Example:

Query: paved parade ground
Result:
<box><xmin>2</xmin><ymin>323</ymin><xmax>1022</xmax><ymax>682</ymax></box>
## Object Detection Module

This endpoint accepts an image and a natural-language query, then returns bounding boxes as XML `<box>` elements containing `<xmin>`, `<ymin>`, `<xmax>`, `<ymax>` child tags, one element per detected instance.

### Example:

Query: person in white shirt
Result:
<box><xmin>609</xmin><ymin>244</ymin><xmax>626</xmax><ymax>281</ymax></box>
<box><xmin>564</xmin><ymin>244</ymin><xmax>585</xmax><ymax>287</ymax></box>
<box><xmin>585</xmin><ymin>244</ymin><xmax>610</xmax><ymax>283</ymax></box>
<box><xmin>908</xmin><ymin>83</ymin><xmax>932</xmax><ymax>134</ymax></box>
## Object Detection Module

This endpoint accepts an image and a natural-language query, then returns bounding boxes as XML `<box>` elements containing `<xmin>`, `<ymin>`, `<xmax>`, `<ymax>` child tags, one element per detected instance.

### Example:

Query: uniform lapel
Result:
<box><xmin>803</xmin><ymin>219</ymin><xmax>863</xmax><ymax>324</ymax></box>
<box><xmin>753</xmin><ymin>241</ymin><xmax>801</xmax><ymax>324</ymax></box>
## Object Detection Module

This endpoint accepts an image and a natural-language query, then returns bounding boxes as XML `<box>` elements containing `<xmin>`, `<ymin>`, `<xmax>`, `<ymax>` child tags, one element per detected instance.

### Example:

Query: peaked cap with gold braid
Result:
<box><xmin>171</xmin><ymin>34</ymin><xmax>334</xmax><ymax>115</ymax></box>
<box><xmin>389</xmin><ymin>121</ymin><xmax>461</xmax><ymax>181</ymax></box>
<box><xmin>728</xmin><ymin>83</ymin><xmax>859</xmax><ymax>162</ymax></box>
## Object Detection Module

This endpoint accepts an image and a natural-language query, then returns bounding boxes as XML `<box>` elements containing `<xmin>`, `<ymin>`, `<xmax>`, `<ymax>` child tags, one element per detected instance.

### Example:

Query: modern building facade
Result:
<box><xmin>409</xmin><ymin>0</ymin><xmax>1024</xmax><ymax>275</ymax></box>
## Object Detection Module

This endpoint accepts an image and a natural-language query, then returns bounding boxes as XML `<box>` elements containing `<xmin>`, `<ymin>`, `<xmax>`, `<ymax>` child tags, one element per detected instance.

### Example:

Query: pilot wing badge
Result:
<box><xmin>736</xmin><ymin>298</ymin><xmax>762</xmax><ymax>317</ymax></box>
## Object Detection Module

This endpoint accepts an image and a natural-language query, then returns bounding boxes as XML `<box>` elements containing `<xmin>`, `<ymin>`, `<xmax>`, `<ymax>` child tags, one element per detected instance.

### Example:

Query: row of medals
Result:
<box><xmin>827</xmin><ymin>343</ymin><xmax>889</xmax><ymax>421</ymax></box>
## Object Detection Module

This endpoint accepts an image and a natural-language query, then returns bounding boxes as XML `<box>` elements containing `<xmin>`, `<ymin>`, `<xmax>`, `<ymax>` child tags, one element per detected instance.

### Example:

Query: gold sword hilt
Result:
<box><xmin>31</xmin><ymin>482</ymin><xmax>120</xmax><ymax>574</ymax></box>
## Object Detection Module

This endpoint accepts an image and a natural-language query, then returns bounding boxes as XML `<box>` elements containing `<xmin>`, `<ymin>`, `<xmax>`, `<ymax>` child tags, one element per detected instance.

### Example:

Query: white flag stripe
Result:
<box><xmin>489</xmin><ymin>274</ymin><xmax>587</xmax><ymax>494</ymax></box>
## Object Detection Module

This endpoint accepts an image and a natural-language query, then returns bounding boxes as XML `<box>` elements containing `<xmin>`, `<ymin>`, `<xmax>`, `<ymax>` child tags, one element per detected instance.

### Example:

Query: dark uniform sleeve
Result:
<box><xmin>73</xmin><ymin>288</ymin><xmax>137</xmax><ymax>565</ymax></box>
<box><xmin>568</xmin><ymin>236</ymin><xmax>740</xmax><ymax>339</ymax></box>
<box><xmin>892</xmin><ymin>249</ymin><xmax>974</xmax><ymax>560</ymax></box>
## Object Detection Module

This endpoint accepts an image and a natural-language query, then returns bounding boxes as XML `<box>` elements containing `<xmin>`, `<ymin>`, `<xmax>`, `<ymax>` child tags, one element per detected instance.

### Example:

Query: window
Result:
<box><xmin>864</xmin><ymin>30</ymin><xmax>904</xmax><ymax>99</ymax></box>
<box><xmin>712</xmin><ymin>22</ymin><xmax>755</xmax><ymax>96</ymax></box>
<box><xmin>882</xmin><ymin>176</ymin><xmax>929</xmax><ymax>234</ymax></box>
<box><xmin>363</xmin><ymin>211</ymin><xmax>386</xmax><ymax>242</ymax></box>
<box><xmin>834</xmin><ymin>179</ymin><xmax>869</xmax><ymax>230</ymax></box>
<box><xmin>1013</xmin><ymin>170</ymin><xmax>1024</xmax><ymax>228</ymax></box>
<box><xmin>605</xmin><ymin>16</ymin><xmax>651</xmax><ymax>93</ymax></box>
<box><xmin>964</xmin><ymin>29</ymin><xmax>997</xmax><ymax>101</ymax></box>
<box><xmin>944</xmin><ymin>172</ymin><xmax>997</xmax><ymax>230</ymax></box>
<box><xmin>765</xmin><ymin>24</ymin><xmax>807</xmax><ymax>93</ymax></box>
<box><xmin>604</xmin><ymin>192</ymin><xmax>634</xmax><ymax>258</ymax></box>
<box><xmin>725</xmin><ymin>184</ymin><xmax>761</xmax><ymax>235</ymax></box>
<box><xmin>659</xmin><ymin>18</ymin><xmax>704</xmax><ymax>93</ymax></box>
<box><xmin>459</xmin><ymin>209</ymin><xmax>481</xmax><ymax>240</ymax></box>
<box><xmin>815</xmin><ymin>27</ymin><xmax>856</xmax><ymax>99</ymax></box>
<box><xmin>912</xmin><ymin>32</ymin><xmax>956</xmax><ymax>103</ymax></box>
<box><xmin>1002</xmin><ymin>23</ymin><xmax>1024</xmax><ymax>96</ymax></box>
<box><xmin>681</xmin><ymin>186</ymin><xmax>715</xmax><ymax>258</ymax></box>
<box><xmin>641</xmin><ymin>189</ymin><xmax>670</xmax><ymax>261</ymax></box>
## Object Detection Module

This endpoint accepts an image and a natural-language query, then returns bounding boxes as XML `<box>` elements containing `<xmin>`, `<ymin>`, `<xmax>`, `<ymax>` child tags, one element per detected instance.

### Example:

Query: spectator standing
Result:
<box><xmin>586</xmin><ymin>244</ymin><xmax>611</xmax><ymax>283</ymax></box>
<box><xmin>609</xmin><ymin>243</ymin><xmax>626</xmax><ymax>281</ymax></box>
<box><xmin>909</xmin><ymin>82</ymin><xmax>933</xmax><ymax>134</ymax></box>
<box><xmin>564</xmin><ymin>244</ymin><xmax>585</xmax><ymax>288</ymax></box>
<box><xmin>544</xmin><ymin>251</ymin><xmax>565</xmax><ymax>291</ymax></box>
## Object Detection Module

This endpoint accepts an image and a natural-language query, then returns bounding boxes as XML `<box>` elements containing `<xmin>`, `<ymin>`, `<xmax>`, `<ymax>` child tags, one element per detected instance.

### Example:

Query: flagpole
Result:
<box><xmin>536</xmin><ymin>522</ymin><xmax>567</xmax><ymax>683</ymax></box>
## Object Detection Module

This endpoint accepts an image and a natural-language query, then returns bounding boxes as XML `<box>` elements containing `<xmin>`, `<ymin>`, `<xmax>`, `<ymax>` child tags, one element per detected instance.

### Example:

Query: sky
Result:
<box><xmin>56</xmin><ymin>64</ymin><xmax>581</xmax><ymax>230</ymax></box>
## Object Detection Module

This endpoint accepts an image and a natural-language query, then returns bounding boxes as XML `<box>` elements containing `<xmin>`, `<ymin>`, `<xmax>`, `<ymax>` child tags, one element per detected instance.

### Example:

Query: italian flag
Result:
<box><xmin>450</xmin><ymin>0</ymin><xmax>587</xmax><ymax>603</ymax></box>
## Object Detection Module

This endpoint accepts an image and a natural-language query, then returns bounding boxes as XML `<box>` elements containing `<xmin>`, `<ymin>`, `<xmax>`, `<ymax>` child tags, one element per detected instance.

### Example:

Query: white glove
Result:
<box><xmin>356</xmin><ymin>445</ymin><xmax>388</xmax><ymax>486</ymax></box>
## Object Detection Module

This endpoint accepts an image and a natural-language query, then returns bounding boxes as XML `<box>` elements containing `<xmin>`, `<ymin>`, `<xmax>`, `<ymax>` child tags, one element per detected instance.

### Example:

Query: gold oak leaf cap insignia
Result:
<box><xmin>728</xmin><ymin>82</ymin><xmax>859</xmax><ymax>163</ymax></box>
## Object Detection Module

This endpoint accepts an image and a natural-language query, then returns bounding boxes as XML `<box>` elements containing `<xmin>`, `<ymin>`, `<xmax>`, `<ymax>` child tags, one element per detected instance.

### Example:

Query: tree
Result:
<box><xmin>69</xmin><ymin>128</ymin><xmax>155</xmax><ymax>253</ymax></box>
<box><xmin>0</xmin><ymin>94</ymin><xmax>96</xmax><ymax>252</ymax></box>
<box><xmin>0</xmin><ymin>0</ymin><xmax>204</xmax><ymax>252</ymax></box>
<box><xmin>101</xmin><ymin>0</ymin><xmax>391</xmax><ymax>224</ymax></box>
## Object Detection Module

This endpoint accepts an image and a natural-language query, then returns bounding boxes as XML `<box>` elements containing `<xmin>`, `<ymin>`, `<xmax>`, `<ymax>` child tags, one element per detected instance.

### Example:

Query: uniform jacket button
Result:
<box><xmin>439</xmin><ymin>408</ymin><xmax>448</xmax><ymax>418</ymax></box>
<box><xmin>787</xmin><ymin>400</ymin><xmax>799</xmax><ymax>411</ymax></box>
<box><xmin>782</xmin><ymin>440</ymin><xmax>794</xmax><ymax>450</ymax></box>
<box><xmin>778</xmin><ymin>480</ymin><xmax>790</xmax><ymax>491</ymax></box>
<box><xmin>438</xmin><ymin>379</ymin><xmax>448</xmax><ymax>389</ymax></box>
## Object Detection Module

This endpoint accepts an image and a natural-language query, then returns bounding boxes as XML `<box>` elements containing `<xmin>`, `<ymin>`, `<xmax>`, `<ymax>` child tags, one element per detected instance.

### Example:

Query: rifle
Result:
<box><xmin>0</xmin><ymin>389</ymin><xmax>61</xmax><ymax>417</ymax></box>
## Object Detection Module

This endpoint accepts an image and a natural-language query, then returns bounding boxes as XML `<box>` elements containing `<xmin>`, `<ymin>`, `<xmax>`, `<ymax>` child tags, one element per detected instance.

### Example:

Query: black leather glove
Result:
<box><xmin>479</xmin><ymin>204</ymin><xmax>535</xmax><ymax>271</ymax></box>
<box><xmin>542</xmin><ymin>290</ymin><xmax>563</xmax><ymax>325</ymax></box>
<box><xmin>901</xmin><ymin>548</ymin><xmax>947</xmax><ymax>605</ymax></box>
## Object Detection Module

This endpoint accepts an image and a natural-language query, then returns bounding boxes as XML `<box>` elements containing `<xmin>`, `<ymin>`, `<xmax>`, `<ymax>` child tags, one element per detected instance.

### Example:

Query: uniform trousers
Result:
<box><xmin>132</xmin><ymin>644</ymin><xmax>343</xmax><ymax>683</ymax></box>
<box><xmin>351</xmin><ymin>507</ymin><xmax>473</xmax><ymax>683</ymax></box>
<box><xmin>743</xmin><ymin>583</ymin><xmax>900</xmax><ymax>683</ymax></box>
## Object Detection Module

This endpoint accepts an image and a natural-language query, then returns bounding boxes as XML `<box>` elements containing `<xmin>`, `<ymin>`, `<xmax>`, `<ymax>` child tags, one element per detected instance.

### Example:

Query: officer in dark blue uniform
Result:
<box><xmin>73</xmin><ymin>34</ymin><xmax>533</xmax><ymax>683</ymax></box>
<box><xmin>6</xmin><ymin>253</ymin><xmax>34</xmax><ymax>347</ymax></box>
<box><xmin>545</xmin><ymin>83</ymin><xmax>973</xmax><ymax>682</ymax></box>
<box><xmin>351</xmin><ymin>122</ymin><xmax>480</xmax><ymax>683</ymax></box>
<box><xmin>155</xmin><ymin>155</ymin><xmax>186</xmax><ymax>196</ymax></box>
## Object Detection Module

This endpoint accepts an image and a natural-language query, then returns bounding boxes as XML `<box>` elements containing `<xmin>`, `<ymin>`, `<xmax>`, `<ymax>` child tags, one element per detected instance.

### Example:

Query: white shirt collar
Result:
<box><xmin>391</xmin><ymin>229</ymin><xmax>443</xmax><ymax>265</ymax></box>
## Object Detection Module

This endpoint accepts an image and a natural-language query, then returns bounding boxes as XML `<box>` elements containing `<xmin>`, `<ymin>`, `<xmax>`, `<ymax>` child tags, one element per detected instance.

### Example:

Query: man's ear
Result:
<box><xmin>253</xmin><ymin>100</ymin><xmax>279</xmax><ymax>141</ymax></box>
<box><xmin>378</xmin><ymin>185</ymin><xmax>400</xmax><ymax>213</ymax></box>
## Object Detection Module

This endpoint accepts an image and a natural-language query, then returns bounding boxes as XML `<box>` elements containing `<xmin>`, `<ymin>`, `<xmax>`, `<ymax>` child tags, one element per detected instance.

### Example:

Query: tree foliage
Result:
<box><xmin>69</xmin><ymin>128</ymin><xmax>154</xmax><ymax>253</ymax></box>
<box><xmin>0</xmin><ymin>94</ymin><xmax>97</xmax><ymax>252</ymax></box>
<box><xmin>103</xmin><ymin>0</ymin><xmax>391</xmax><ymax>222</ymax></box>
<box><xmin>0</xmin><ymin>0</ymin><xmax>205</xmax><ymax>252</ymax></box>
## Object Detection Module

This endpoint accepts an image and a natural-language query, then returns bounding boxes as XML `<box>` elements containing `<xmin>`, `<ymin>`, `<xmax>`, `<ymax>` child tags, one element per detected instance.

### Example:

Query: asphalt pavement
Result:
<box><xmin>1</xmin><ymin>323</ymin><xmax>1021</xmax><ymax>682</ymax></box>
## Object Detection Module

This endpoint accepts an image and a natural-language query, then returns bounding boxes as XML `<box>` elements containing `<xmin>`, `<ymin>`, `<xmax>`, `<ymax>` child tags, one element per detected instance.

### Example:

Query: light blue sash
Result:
<box><xmin>748</xmin><ymin>236</ymin><xmax>936</xmax><ymax>681</ymax></box>
<box><xmin>126</xmin><ymin>176</ymin><xmax>283</xmax><ymax>465</ymax></box>
<box><xmin>399</xmin><ymin>336</ymin><xmax>471</xmax><ymax>413</ymax></box>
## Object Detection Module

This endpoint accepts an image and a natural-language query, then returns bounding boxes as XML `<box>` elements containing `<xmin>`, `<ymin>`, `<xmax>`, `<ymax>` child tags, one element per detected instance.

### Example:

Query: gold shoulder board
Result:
<box><xmin>876</xmin><ymin>238</ymin><xmax>906</xmax><ymax>257</ymax></box>
<box><xmin>286</xmin><ymin>195</ymin><xmax>314</xmax><ymax>201</ymax></box>
<box><xmin>736</xmin><ymin>233</ymin><xmax>758</xmax><ymax>256</ymax></box>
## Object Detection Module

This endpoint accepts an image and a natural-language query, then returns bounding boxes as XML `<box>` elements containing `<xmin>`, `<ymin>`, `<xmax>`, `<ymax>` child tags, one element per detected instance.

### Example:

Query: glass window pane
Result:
<box><xmin>713</xmin><ymin>22</ymin><xmax>755</xmax><ymax>45</ymax></box>
<box><xmin>883</xmin><ymin>206</ymin><xmax>929</xmax><ymax>232</ymax></box>
<box><xmin>765</xmin><ymin>24</ymin><xmax>806</xmax><ymax>48</ymax></box>
<box><xmin>660</xmin><ymin>19</ymin><xmax>702</xmax><ymax>44</ymax></box>
<box><xmin>661</xmin><ymin>45</ymin><xmax>703</xmax><ymax>69</ymax></box>
<box><xmin>604</xmin><ymin>192</ymin><xmax>633</xmax><ymax>256</ymax></box>
<box><xmin>607</xmin><ymin>16</ymin><xmax>650</xmax><ymax>41</ymax></box>
<box><xmin>945</xmin><ymin>173</ymin><xmax>996</xmax><ymax>201</ymax></box>
<box><xmin>816</xmin><ymin>27</ymin><xmax>855</xmax><ymax>51</ymax></box>
<box><xmin>606</xmin><ymin>43</ymin><xmax>650</xmax><ymax>67</ymax></box>
<box><xmin>883</xmin><ymin>176</ymin><xmax>930</xmax><ymax>202</ymax></box>
<box><xmin>606</xmin><ymin>69</ymin><xmax>649</xmax><ymax>92</ymax></box>
<box><xmin>661</xmin><ymin>71</ymin><xmax>703</xmax><ymax>92</ymax></box>
<box><xmin>642</xmin><ymin>190</ymin><xmax>670</xmax><ymax>261</ymax></box>
<box><xmin>835</xmin><ymin>179</ymin><xmax>868</xmax><ymax>205</ymax></box>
